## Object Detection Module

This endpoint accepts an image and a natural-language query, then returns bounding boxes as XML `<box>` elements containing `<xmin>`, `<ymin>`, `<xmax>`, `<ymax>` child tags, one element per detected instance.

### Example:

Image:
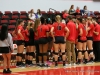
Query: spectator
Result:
<box><xmin>69</xmin><ymin>5</ymin><xmax>75</xmax><ymax>15</ymax></box>
<box><xmin>76</xmin><ymin>7</ymin><xmax>81</xmax><ymax>15</ymax></box>
<box><xmin>28</xmin><ymin>9</ymin><xmax>36</xmax><ymax>21</ymax></box>
<box><xmin>36</xmin><ymin>9</ymin><xmax>42</xmax><ymax>19</ymax></box>
<box><xmin>63</xmin><ymin>10</ymin><xmax>69</xmax><ymax>19</ymax></box>
<box><xmin>0</xmin><ymin>24</ymin><xmax>13</xmax><ymax>74</ymax></box>
<box><xmin>82</xmin><ymin>5</ymin><xmax>95</xmax><ymax>16</ymax></box>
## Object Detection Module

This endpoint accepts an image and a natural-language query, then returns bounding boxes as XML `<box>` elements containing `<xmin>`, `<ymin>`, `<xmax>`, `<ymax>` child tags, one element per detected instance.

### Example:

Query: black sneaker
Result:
<box><xmin>7</xmin><ymin>69</ymin><xmax>12</xmax><ymax>73</ymax></box>
<box><xmin>21</xmin><ymin>62</ymin><xmax>26</xmax><ymax>66</ymax></box>
<box><xmin>63</xmin><ymin>62</ymin><xmax>66</xmax><ymax>66</ymax></box>
<box><xmin>55</xmin><ymin>62</ymin><xmax>58</xmax><ymax>67</ymax></box>
<box><xmin>3</xmin><ymin>69</ymin><xmax>8</xmax><ymax>74</ymax></box>
<box><xmin>76</xmin><ymin>62</ymin><xmax>80</xmax><ymax>65</ymax></box>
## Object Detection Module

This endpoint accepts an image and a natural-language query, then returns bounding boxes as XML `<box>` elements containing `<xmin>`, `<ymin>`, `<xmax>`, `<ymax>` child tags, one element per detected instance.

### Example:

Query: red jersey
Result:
<box><xmin>47</xmin><ymin>24</ymin><xmax>52</xmax><ymax>37</ymax></box>
<box><xmin>34</xmin><ymin>31</ymin><xmax>39</xmax><ymax>40</ymax></box>
<box><xmin>87</xmin><ymin>23</ymin><xmax>94</xmax><ymax>37</ymax></box>
<box><xmin>93</xmin><ymin>24</ymin><xmax>100</xmax><ymax>41</ymax></box>
<box><xmin>78</xmin><ymin>23</ymin><xmax>87</xmax><ymax>41</ymax></box>
<box><xmin>76</xmin><ymin>9</ymin><xmax>80</xmax><ymax>13</ymax></box>
<box><xmin>67</xmin><ymin>21</ymin><xmax>76</xmax><ymax>42</ymax></box>
<box><xmin>24</xmin><ymin>29</ymin><xmax>29</xmax><ymax>41</ymax></box>
<box><xmin>16</xmin><ymin>25</ymin><xmax>25</xmax><ymax>40</ymax></box>
<box><xmin>37</xmin><ymin>25</ymin><xmax>49</xmax><ymax>38</ymax></box>
<box><xmin>63</xmin><ymin>13</ymin><xmax>69</xmax><ymax>19</ymax></box>
<box><xmin>53</xmin><ymin>22</ymin><xmax>66</xmax><ymax>37</ymax></box>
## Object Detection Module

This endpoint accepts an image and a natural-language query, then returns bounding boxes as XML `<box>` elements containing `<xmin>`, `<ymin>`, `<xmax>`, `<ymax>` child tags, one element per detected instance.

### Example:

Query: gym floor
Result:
<box><xmin>0</xmin><ymin>62</ymin><xmax>100</xmax><ymax>75</ymax></box>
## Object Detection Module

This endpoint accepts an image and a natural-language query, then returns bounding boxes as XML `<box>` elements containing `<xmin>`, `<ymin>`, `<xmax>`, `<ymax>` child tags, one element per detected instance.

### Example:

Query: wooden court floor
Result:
<box><xmin>0</xmin><ymin>62</ymin><xmax>100</xmax><ymax>75</ymax></box>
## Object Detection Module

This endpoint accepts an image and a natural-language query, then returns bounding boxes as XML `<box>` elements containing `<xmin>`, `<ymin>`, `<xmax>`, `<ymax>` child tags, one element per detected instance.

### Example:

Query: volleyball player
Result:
<box><xmin>86</xmin><ymin>17</ymin><xmax>94</xmax><ymax>62</ymax></box>
<box><xmin>37</xmin><ymin>17</ymin><xmax>49</xmax><ymax>67</ymax></box>
<box><xmin>33</xmin><ymin>19</ymin><xmax>40</xmax><ymax>65</ymax></box>
<box><xmin>28</xmin><ymin>22</ymin><xmax>35</xmax><ymax>66</ymax></box>
<box><xmin>76</xmin><ymin>18</ymin><xmax>88</xmax><ymax>64</ymax></box>
<box><xmin>15</xmin><ymin>19</ymin><xmax>25</xmax><ymax>67</ymax></box>
<box><xmin>51</xmin><ymin>15</ymin><xmax>69</xmax><ymax>66</ymax></box>
<box><xmin>24</xmin><ymin>25</ymin><xmax>30</xmax><ymax>65</ymax></box>
<box><xmin>46</xmin><ymin>19</ymin><xmax>53</xmax><ymax>60</ymax></box>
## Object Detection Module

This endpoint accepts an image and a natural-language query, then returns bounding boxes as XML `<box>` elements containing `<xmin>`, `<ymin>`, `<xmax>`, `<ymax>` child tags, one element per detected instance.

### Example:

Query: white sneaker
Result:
<box><xmin>68</xmin><ymin>64</ymin><xmax>71</xmax><ymax>66</ymax></box>
<box><xmin>73</xmin><ymin>63</ymin><xmax>76</xmax><ymax>66</ymax></box>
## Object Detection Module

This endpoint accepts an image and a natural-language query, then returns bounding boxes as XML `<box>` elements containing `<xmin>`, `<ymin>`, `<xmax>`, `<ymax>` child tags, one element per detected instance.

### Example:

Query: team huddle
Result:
<box><xmin>12</xmin><ymin>15</ymin><xmax>100</xmax><ymax>67</ymax></box>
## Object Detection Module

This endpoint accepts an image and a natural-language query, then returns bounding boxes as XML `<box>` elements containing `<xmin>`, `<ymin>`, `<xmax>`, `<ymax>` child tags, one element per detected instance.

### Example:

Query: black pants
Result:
<box><xmin>93</xmin><ymin>41</ymin><xmax>100</xmax><ymax>61</ymax></box>
<box><xmin>34</xmin><ymin>40</ymin><xmax>39</xmax><ymax>63</ymax></box>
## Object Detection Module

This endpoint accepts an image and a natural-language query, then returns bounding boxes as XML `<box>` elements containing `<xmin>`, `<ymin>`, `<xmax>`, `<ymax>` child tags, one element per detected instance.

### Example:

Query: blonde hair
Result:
<box><xmin>55</xmin><ymin>15</ymin><xmax>62</xmax><ymax>23</ymax></box>
<box><xmin>33</xmin><ymin>18</ymin><xmax>41</xmax><ymax>32</ymax></box>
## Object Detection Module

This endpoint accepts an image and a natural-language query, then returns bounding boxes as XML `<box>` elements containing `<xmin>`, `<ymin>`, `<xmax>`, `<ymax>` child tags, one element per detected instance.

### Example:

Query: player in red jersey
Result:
<box><xmin>86</xmin><ymin>17</ymin><xmax>94</xmax><ymax>62</ymax></box>
<box><xmin>66</xmin><ymin>16</ymin><xmax>76</xmax><ymax>65</ymax></box>
<box><xmin>51</xmin><ymin>15</ymin><xmax>69</xmax><ymax>66</ymax></box>
<box><xmin>33</xmin><ymin>19</ymin><xmax>40</xmax><ymax>65</ymax></box>
<box><xmin>37</xmin><ymin>17</ymin><xmax>49</xmax><ymax>67</ymax></box>
<box><xmin>93</xmin><ymin>19</ymin><xmax>100</xmax><ymax>62</ymax></box>
<box><xmin>76</xmin><ymin>18</ymin><xmax>89</xmax><ymax>64</ymax></box>
<box><xmin>15</xmin><ymin>19</ymin><xmax>25</xmax><ymax>67</ymax></box>
<box><xmin>46</xmin><ymin>19</ymin><xmax>53</xmax><ymax>59</ymax></box>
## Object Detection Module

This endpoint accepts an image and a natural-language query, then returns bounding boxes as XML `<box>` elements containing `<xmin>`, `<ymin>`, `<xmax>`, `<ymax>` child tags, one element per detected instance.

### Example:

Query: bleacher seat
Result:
<box><xmin>9</xmin><ymin>20</ymin><xmax>16</xmax><ymax>25</ymax></box>
<box><xmin>94</xmin><ymin>11</ymin><xmax>100</xmax><ymax>15</ymax></box>
<box><xmin>4</xmin><ymin>11</ymin><xmax>12</xmax><ymax>18</ymax></box>
<box><xmin>1</xmin><ymin>15</ymin><xmax>10</xmax><ymax>20</ymax></box>
<box><xmin>76</xmin><ymin>15</ymin><xmax>82</xmax><ymax>18</ymax></box>
<box><xmin>98</xmin><ymin>19</ymin><xmax>100</xmax><ymax>23</ymax></box>
<box><xmin>8</xmin><ymin>25</ymin><xmax>15</xmax><ymax>31</ymax></box>
<box><xmin>20</xmin><ymin>11</ymin><xmax>27</xmax><ymax>15</ymax></box>
<box><xmin>0</xmin><ymin>20</ymin><xmax>9</xmax><ymax>25</ymax></box>
<box><xmin>12</xmin><ymin>11</ymin><xmax>20</xmax><ymax>17</ymax></box>
<box><xmin>20</xmin><ymin>15</ymin><xmax>27</xmax><ymax>20</ymax></box>
<box><xmin>11</xmin><ymin>15</ymin><xmax>19</xmax><ymax>20</ymax></box>
<box><xmin>83</xmin><ymin>15</ymin><xmax>88</xmax><ymax>18</ymax></box>
<box><xmin>41</xmin><ymin>11</ymin><xmax>46</xmax><ymax>14</ymax></box>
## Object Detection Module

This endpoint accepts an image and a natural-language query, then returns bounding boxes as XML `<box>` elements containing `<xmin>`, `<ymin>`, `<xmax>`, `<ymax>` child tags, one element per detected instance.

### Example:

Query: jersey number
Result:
<box><xmin>57</xmin><ymin>26</ymin><xmax>61</xmax><ymax>30</ymax></box>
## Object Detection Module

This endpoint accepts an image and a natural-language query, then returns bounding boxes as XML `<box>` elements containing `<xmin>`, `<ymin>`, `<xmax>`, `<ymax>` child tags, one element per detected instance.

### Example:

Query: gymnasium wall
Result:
<box><xmin>0</xmin><ymin>0</ymin><xmax>100</xmax><ymax>13</ymax></box>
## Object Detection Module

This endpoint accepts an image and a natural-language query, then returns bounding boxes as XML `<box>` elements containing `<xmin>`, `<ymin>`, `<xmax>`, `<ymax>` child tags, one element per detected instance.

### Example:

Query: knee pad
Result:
<box><xmin>26</xmin><ymin>52</ymin><xmax>29</xmax><ymax>56</ymax></box>
<box><xmin>54</xmin><ymin>52</ymin><xmax>59</xmax><ymax>55</ymax></box>
<box><xmin>62</xmin><ymin>52</ymin><xmax>66</xmax><ymax>55</ymax></box>
<box><xmin>16</xmin><ymin>53</ymin><xmax>23</xmax><ymax>57</ymax></box>
<box><xmin>29</xmin><ymin>52</ymin><xmax>35</xmax><ymax>57</ymax></box>
<box><xmin>88</xmin><ymin>50</ymin><xmax>93</xmax><ymax>54</ymax></box>
<box><xmin>82</xmin><ymin>50</ymin><xmax>87</xmax><ymax>55</ymax></box>
<box><xmin>77</xmin><ymin>50</ymin><xmax>82</xmax><ymax>54</ymax></box>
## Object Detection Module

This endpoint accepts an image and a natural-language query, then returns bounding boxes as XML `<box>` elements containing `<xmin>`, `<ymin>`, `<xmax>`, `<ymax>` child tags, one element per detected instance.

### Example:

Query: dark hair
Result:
<box><xmin>46</xmin><ymin>18</ymin><xmax>52</xmax><ymax>24</ymax></box>
<box><xmin>67</xmin><ymin>15</ymin><xmax>73</xmax><ymax>20</ymax></box>
<box><xmin>14</xmin><ymin>19</ymin><xmax>24</xmax><ymax>34</ymax></box>
<box><xmin>83</xmin><ymin>5</ymin><xmax>87</xmax><ymax>10</ymax></box>
<box><xmin>40</xmin><ymin>17</ymin><xmax>45</xmax><ymax>24</ymax></box>
<box><xmin>77</xmin><ymin>18</ymin><xmax>82</xmax><ymax>23</ymax></box>
<box><xmin>0</xmin><ymin>24</ymin><xmax>8</xmax><ymax>41</ymax></box>
<box><xmin>37</xmin><ymin>9</ymin><xmax>41</xmax><ymax>15</ymax></box>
